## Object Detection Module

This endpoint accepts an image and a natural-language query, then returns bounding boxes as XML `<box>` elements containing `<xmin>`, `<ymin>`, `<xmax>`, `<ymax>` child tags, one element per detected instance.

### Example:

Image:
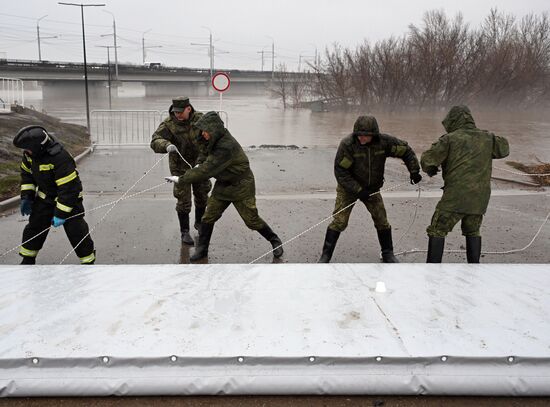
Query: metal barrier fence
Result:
<box><xmin>91</xmin><ymin>110</ymin><xmax>161</xmax><ymax>146</ymax></box>
<box><xmin>0</xmin><ymin>77</ymin><xmax>24</xmax><ymax>111</ymax></box>
<box><xmin>92</xmin><ymin>110</ymin><xmax>229</xmax><ymax>146</ymax></box>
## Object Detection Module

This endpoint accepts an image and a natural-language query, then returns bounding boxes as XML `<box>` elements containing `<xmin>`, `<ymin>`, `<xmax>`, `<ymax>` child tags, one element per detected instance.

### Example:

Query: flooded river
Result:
<box><xmin>25</xmin><ymin>92</ymin><xmax>550</xmax><ymax>163</ymax></box>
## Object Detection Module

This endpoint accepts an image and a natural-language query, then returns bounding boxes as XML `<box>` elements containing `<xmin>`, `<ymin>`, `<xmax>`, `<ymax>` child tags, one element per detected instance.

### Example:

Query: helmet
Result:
<box><xmin>13</xmin><ymin>125</ymin><xmax>51</xmax><ymax>156</ymax></box>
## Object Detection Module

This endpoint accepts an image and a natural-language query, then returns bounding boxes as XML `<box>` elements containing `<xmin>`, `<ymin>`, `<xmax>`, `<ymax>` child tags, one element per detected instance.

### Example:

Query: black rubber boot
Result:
<box><xmin>177</xmin><ymin>212</ymin><xmax>194</xmax><ymax>246</ymax></box>
<box><xmin>427</xmin><ymin>236</ymin><xmax>445</xmax><ymax>263</ymax></box>
<box><xmin>257</xmin><ymin>225</ymin><xmax>284</xmax><ymax>258</ymax></box>
<box><xmin>20</xmin><ymin>256</ymin><xmax>36</xmax><ymax>265</ymax></box>
<box><xmin>377</xmin><ymin>228</ymin><xmax>399</xmax><ymax>263</ymax></box>
<box><xmin>190</xmin><ymin>223</ymin><xmax>214</xmax><ymax>262</ymax></box>
<box><xmin>466</xmin><ymin>236</ymin><xmax>481</xmax><ymax>263</ymax></box>
<box><xmin>318</xmin><ymin>228</ymin><xmax>341</xmax><ymax>263</ymax></box>
<box><xmin>194</xmin><ymin>206</ymin><xmax>206</xmax><ymax>231</ymax></box>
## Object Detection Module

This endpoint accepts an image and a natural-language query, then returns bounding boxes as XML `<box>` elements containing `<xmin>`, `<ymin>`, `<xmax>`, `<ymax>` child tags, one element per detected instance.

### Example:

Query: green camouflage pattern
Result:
<box><xmin>427</xmin><ymin>208</ymin><xmax>483</xmax><ymax>237</ymax></box>
<box><xmin>353</xmin><ymin>115</ymin><xmax>380</xmax><ymax>136</ymax></box>
<box><xmin>150</xmin><ymin>108</ymin><xmax>210</xmax><ymax>213</ymax></box>
<box><xmin>173</xmin><ymin>178</ymin><xmax>211</xmax><ymax>213</ymax></box>
<box><xmin>182</xmin><ymin>111</ymin><xmax>256</xmax><ymax>202</ymax></box>
<box><xmin>328</xmin><ymin>185</ymin><xmax>390</xmax><ymax>232</ymax></box>
<box><xmin>334</xmin><ymin>123</ymin><xmax>420</xmax><ymax>194</ymax></box>
<box><xmin>421</xmin><ymin>105</ymin><xmax>510</xmax><ymax>215</ymax></box>
<box><xmin>202</xmin><ymin>195</ymin><xmax>267</xmax><ymax>230</ymax></box>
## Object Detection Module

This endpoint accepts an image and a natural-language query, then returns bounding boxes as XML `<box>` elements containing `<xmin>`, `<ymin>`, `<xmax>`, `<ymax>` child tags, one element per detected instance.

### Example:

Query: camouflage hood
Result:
<box><xmin>353</xmin><ymin>115</ymin><xmax>380</xmax><ymax>137</ymax></box>
<box><xmin>195</xmin><ymin>111</ymin><xmax>227</xmax><ymax>146</ymax></box>
<box><xmin>442</xmin><ymin>105</ymin><xmax>476</xmax><ymax>133</ymax></box>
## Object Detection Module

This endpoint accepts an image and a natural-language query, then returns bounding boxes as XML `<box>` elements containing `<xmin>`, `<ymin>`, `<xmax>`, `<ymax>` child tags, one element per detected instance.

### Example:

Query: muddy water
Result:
<box><xmin>26</xmin><ymin>93</ymin><xmax>550</xmax><ymax>163</ymax></box>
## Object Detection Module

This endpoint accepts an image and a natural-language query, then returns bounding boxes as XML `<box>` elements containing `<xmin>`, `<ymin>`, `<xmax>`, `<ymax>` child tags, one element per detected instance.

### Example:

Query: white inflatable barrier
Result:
<box><xmin>1</xmin><ymin>263</ymin><xmax>549</xmax><ymax>396</ymax></box>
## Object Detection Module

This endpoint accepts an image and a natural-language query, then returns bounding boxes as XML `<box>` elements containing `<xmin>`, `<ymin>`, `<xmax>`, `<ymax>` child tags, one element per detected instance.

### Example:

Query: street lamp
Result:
<box><xmin>97</xmin><ymin>45</ymin><xmax>119</xmax><ymax>110</ymax></box>
<box><xmin>265</xmin><ymin>35</ymin><xmax>275</xmax><ymax>79</ymax></box>
<box><xmin>142</xmin><ymin>29</ymin><xmax>162</xmax><ymax>65</ymax></box>
<box><xmin>58</xmin><ymin>2</ymin><xmax>105</xmax><ymax>132</ymax></box>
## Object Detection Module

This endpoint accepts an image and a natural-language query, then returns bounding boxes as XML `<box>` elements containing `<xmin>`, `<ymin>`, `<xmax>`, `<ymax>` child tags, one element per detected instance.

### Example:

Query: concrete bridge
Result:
<box><xmin>0</xmin><ymin>59</ymin><xmax>280</xmax><ymax>98</ymax></box>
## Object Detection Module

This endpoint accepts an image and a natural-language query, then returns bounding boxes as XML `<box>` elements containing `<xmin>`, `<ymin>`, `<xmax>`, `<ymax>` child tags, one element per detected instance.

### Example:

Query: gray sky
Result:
<box><xmin>1</xmin><ymin>0</ymin><xmax>549</xmax><ymax>71</ymax></box>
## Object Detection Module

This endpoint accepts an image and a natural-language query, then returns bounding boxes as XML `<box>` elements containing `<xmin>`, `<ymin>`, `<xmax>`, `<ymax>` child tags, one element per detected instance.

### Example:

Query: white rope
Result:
<box><xmin>394</xmin><ymin>186</ymin><xmax>422</xmax><ymax>249</ymax></box>
<box><xmin>58</xmin><ymin>153</ymin><xmax>169</xmax><ymax>264</ymax></box>
<box><xmin>494</xmin><ymin>166</ymin><xmax>550</xmax><ymax>177</ymax></box>
<box><xmin>1</xmin><ymin>181</ymin><xmax>170</xmax><ymax>259</ymax></box>
<box><xmin>395</xmin><ymin>211</ymin><xmax>550</xmax><ymax>257</ymax></box>
<box><xmin>248</xmin><ymin>182</ymin><xmax>411</xmax><ymax>264</ymax></box>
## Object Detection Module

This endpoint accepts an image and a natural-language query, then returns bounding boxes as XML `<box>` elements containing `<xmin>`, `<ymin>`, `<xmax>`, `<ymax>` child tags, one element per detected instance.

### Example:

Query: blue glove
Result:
<box><xmin>51</xmin><ymin>216</ymin><xmax>66</xmax><ymax>228</ymax></box>
<box><xmin>20</xmin><ymin>199</ymin><xmax>33</xmax><ymax>216</ymax></box>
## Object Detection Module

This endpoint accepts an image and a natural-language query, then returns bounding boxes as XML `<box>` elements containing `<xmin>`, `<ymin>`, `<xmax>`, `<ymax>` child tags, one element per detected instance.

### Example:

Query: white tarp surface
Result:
<box><xmin>1</xmin><ymin>263</ymin><xmax>549</xmax><ymax>396</ymax></box>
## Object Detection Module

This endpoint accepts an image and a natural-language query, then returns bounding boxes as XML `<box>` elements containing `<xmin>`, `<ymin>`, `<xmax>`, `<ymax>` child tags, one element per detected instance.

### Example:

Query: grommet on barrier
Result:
<box><xmin>170</xmin><ymin>355</ymin><xmax>177</xmax><ymax>362</ymax></box>
<box><xmin>375</xmin><ymin>356</ymin><xmax>383</xmax><ymax>362</ymax></box>
<box><xmin>31</xmin><ymin>358</ymin><xmax>39</xmax><ymax>365</ymax></box>
<box><xmin>309</xmin><ymin>356</ymin><xmax>316</xmax><ymax>362</ymax></box>
<box><xmin>441</xmin><ymin>356</ymin><xmax>448</xmax><ymax>362</ymax></box>
<box><xmin>237</xmin><ymin>357</ymin><xmax>244</xmax><ymax>363</ymax></box>
<box><xmin>508</xmin><ymin>356</ymin><xmax>515</xmax><ymax>363</ymax></box>
<box><xmin>102</xmin><ymin>356</ymin><xmax>110</xmax><ymax>364</ymax></box>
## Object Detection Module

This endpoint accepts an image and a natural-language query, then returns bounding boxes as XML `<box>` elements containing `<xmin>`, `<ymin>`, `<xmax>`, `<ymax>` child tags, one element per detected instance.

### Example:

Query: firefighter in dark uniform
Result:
<box><xmin>14</xmin><ymin>125</ymin><xmax>95</xmax><ymax>265</ymax></box>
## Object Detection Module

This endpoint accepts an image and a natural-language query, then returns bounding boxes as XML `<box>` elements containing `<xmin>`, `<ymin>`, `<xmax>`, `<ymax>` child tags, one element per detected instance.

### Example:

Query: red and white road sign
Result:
<box><xmin>212</xmin><ymin>72</ymin><xmax>230</xmax><ymax>92</ymax></box>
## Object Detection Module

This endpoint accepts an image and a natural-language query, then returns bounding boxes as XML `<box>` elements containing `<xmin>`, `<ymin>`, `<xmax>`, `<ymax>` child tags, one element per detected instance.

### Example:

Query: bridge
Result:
<box><xmin>0</xmin><ymin>59</ymin><xmax>281</xmax><ymax>98</ymax></box>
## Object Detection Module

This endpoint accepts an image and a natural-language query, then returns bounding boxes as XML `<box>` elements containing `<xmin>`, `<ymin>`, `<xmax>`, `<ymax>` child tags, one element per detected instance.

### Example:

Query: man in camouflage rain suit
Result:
<box><xmin>421</xmin><ymin>105</ymin><xmax>509</xmax><ymax>263</ymax></box>
<box><xmin>318</xmin><ymin>115</ymin><xmax>422</xmax><ymax>263</ymax></box>
<box><xmin>181</xmin><ymin>111</ymin><xmax>283</xmax><ymax>262</ymax></box>
<box><xmin>150</xmin><ymin>97</ymin><xmax>211</xmax><ymax>245</ymax></box>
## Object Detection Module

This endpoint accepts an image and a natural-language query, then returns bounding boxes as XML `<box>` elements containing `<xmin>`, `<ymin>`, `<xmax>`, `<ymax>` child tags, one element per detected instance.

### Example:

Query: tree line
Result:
<box><xmin>275</xmin><ymin>9</ymin><xmax>550</xmax><ymax>111</ymax></box>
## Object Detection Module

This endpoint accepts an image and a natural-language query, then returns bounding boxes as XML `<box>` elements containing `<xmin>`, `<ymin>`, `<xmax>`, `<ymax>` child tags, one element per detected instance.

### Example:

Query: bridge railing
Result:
<box><xmin>0</xmin><ymin>77</ymin><xmax>24</xmax><ymax>112</ymax></box>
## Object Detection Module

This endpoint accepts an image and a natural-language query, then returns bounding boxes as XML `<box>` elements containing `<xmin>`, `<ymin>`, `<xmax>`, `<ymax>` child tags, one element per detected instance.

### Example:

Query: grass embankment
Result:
<box><xmin>0</xmin><ymin>105</ymin><xmax>90</xmax><ymax>201</ymax></box>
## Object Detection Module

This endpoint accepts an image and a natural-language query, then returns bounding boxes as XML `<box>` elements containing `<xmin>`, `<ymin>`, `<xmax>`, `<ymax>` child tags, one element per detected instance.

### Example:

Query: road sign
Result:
<box><xmin>212</xmin><ymin>72</ymin><xmax>230</xmax><ymax>93</ymax></box>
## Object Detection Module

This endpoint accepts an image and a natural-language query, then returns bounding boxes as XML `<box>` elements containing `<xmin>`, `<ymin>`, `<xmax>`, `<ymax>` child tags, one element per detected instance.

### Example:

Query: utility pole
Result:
<box><xmin>102</xmin><ymin>10</ymin><xmax>118</xmax><ymax>79</ymax></box>
<box><xmin>58</xmin><ymin>2</ymin><xmax>105</xmax><ymax>132</ymax></box>
<box><xmin>191</xmin><ymin>26</ymin><xmax>215</xmax><ymax>88</ymax></box>
<box><xmin>257</xmin><ymin>49</ymin><xmax>265</xmax><ymax>71</ymax></box>
<box><xmin>142</xmin><ymin>29</ymin><xmax>162</xmax><ymax>64</ymax></box>
<box><xmin>37</xmin><ymin>15</ymin><xmax>57</xmax><ymax>62</ymax></box>
<box><xmin>97</xmin><ymin>45</ymin><xmax>119</xmax><ymax>109</ymax></box>
<box><xmin>265</xmin><ymin>36</ymin><xmax>275</xmax><ymax>79</ymax></box>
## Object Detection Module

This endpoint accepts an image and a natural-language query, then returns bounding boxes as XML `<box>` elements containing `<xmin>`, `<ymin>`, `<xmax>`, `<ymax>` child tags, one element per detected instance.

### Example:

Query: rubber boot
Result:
<box><xmin>194</xmin><ymin>206</ymin><xmax>206</xmax><ymax>231</ymax></box>
<box><xmin>20</xmin><ymin>256</ymin><xmax>36</xmax><ymax>265</ymax></box>
<box><xmin>377</xmin><ymin>228</ymin><xmax>399</xmax><ymax>263</ymax></box>
<box><xmin>466</xmin><ymin>236</ymin><xmax>481</xmax><ymax>264</ymax></box>
<box><xmin>190</xmin><ymin>223</ymin><xmax>214</xmax><ymax>262</ymax></box>
<box><xmin>177</xmin><ymin>212</ymin><xmax>194</xmax><ymax>246</ymax></box>
<box><xmin>426</xmin><ymin>236</ymin><xmax>445</xmax><ymax>263</ymax></box>
<box><xmin>82</xmin><ymin>250</ymin><xmax>96</xmax><ymax>265</ymax></box>
<box><xmin>318</xmin><ymin>228</ymin><xmax>340</xmax><ymax>263</ymax></box>
<box><xmin>257</xmin><ymin>225</ymin><xmax>284</xmax><ymax>258</ymax></box>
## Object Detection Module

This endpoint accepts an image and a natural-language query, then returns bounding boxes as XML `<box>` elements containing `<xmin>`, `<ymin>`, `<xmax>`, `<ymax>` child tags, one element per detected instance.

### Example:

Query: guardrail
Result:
<box><xmin>0</xmin><ymin>77</ymin><xmax>24</xmax><ymax>111</ymax></box>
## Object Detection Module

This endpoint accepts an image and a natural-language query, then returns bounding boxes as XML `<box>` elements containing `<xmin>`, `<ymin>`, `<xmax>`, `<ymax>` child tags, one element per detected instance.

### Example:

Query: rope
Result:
<box><xmin>0</xmin><ymin>181</ymin><xmax>169</xmax><ymax>259</ymax></box>
<box><xmin>58</xmin><ymin>153</ymin><xmax>169</xmax><ymax>264</ymax></box>
<box><xmin>395</xmin><ymin>211</ymin><xmax>549</xmax><ymax>257</ymax></box>
<box><xmin>494</xmin><ymin>166</ymin><xmax>550</xmax><ymax>177</ymax></box>
<box><xmin>248</xmin><ymin>182</ymin><xmax>411</xmax><ymax>264</ymax></box>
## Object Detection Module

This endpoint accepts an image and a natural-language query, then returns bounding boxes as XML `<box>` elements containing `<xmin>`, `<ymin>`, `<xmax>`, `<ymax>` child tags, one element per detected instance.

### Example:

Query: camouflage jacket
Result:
<box><xmin>150</xmin><ymin>109</ymin><xmax>204</xmax><ymax>176</ymax></box>
<box><xmin>421</xmin><ymin>105</ymin><xmax>510</xmax><ymax>214</ymax></box>
<box><xmin>334</xmin><ymin>133</ymin><xmax>420</xmax><ymax>195</ymax></box>
<box><xmin>182</xmin><ymin>112</ymin><xmax>255</xmax><ymax>201</ymax></box>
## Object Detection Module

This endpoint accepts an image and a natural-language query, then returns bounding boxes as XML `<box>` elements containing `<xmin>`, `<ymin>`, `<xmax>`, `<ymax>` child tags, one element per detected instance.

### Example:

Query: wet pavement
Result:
<box><xmin>0</xmin><ymin>148</ymin><xmax>548</xmax><ymax>265</ymax></box>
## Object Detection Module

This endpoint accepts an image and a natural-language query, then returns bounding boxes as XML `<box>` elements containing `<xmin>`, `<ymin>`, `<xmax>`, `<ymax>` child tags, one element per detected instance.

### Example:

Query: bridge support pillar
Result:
<box><xmin>143</xmin><ymin>81</ymin><xmax>208</xmax><ymax>97</ymax></box>
<box><xmin>41</xmin><ymin>81</ymin><xmax>117</xmax><ymax>103</ymax></box>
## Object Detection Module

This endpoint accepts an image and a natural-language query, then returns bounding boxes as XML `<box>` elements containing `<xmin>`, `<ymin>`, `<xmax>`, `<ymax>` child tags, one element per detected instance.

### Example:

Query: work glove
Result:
<box><xmin>357</xmin><ymin>188</ymin><xmax>371</xmax><ymax>201</ymax></box>
<box><xmin>425</xmin><ymin>166</ymin><xmax>438</xmax><ymax>177</ymax></box>
<box><xmin>410</xmin><ymin>172</ymin><xmax>422</xmax><ymax>184</ymax></box>
<box><xmin>51</xmin><ymin>216</ymin><xmax>66</xmax><ymax>228</ymax></box>
<box><xmin>20</xmin><ymin>199</ymin><xmax>33</xmax><ymax>216</ymax></box>
<box><xmin>165</xmin><ymin>176</ymin><xmax>180</xmax><ymax>183</ymax></box>
<box><xmin>166</xmin><ymin>144</ymin><xmax>177</xmax><ymax>153</ymax></box>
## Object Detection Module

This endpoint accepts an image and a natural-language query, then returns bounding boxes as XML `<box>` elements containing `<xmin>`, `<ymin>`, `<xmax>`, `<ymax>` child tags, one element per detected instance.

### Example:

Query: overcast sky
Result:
<box><xmin>1</xmin><ymin>0</ymin><xmax>548</xmax><ymax>71</ymax></box>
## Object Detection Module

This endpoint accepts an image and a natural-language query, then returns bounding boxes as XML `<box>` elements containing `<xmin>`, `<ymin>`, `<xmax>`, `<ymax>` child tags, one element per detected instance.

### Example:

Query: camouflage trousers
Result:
<box><xmin>202</xmin><ymin>195</ymin><xmax>267</xmax><ymax>231</ymax></box>
<box><xmin>426</xmin><ymin>209</ymin><xmax>483</xmax><ymax>238</ymax></box>
<box><xmin>174</xmin><ymin>179</ymin><xmax>211</xmax><ymax>214</ymax></box>
<box><xmin>328</xmin><ymin>186</ymin><xmax>390</xmax><ymax>232</ymax></box>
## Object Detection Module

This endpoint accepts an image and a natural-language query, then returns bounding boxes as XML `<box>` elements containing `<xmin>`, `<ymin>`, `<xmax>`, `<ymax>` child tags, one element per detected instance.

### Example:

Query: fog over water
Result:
<box><xmin>24</xmin><ymin>89</ymin><xmax>550</xmax><ymax>164</ymax></box>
